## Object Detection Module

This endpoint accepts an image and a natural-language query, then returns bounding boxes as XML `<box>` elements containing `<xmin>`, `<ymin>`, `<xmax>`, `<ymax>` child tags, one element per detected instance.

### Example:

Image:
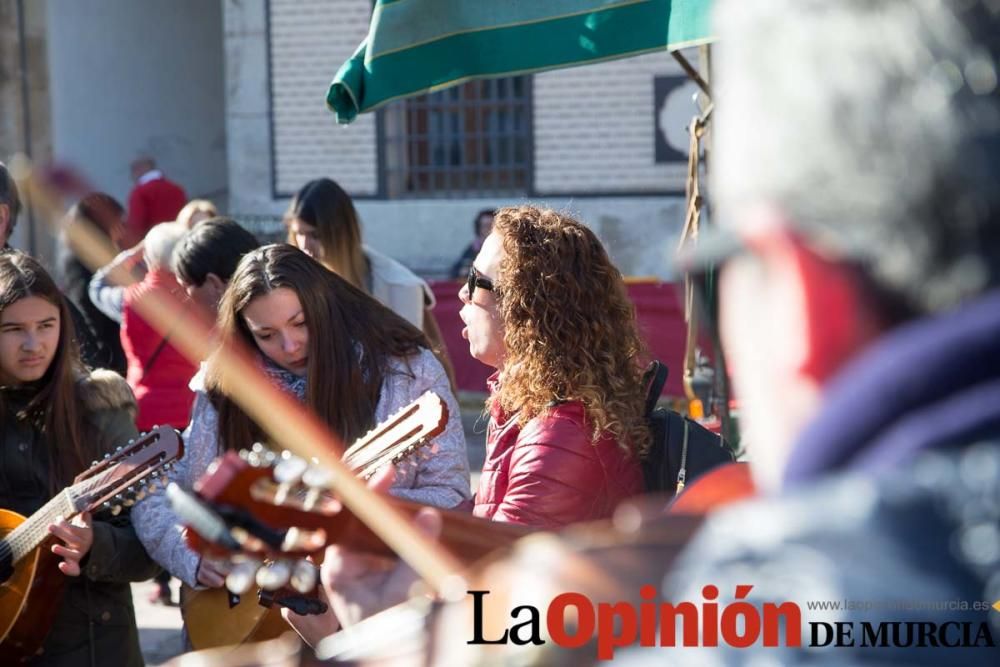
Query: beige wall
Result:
<box><xmin>0</xmin><ymin>0</ymin><xmax>55</xmax><ymax>263</ymax></box>
<box><xmin>534</xmin><ymin>52</ymin><xmax>693</xmax><ymax>194</ymax></box>
<box><xmin>224</xmin><ymin>0</ymin><xmax>692</xmax><ymax>278</ymax></box>
<box><xmin>268</xmin><ymin>0</ymin><xmax>377</xmax><ymax>197</ymax></box>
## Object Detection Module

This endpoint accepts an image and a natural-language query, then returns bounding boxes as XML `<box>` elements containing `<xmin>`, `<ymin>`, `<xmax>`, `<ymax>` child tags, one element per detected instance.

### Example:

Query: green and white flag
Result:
<box><xmin>327</xmin><ymin>0</ymin><xmax>714</xmax><ymax>123</ymax></box>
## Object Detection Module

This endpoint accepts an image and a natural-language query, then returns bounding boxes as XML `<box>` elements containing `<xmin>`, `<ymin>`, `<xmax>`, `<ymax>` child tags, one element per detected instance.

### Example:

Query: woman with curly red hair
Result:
<box><xmin>461</xmin><ymin>205</ymin><xmax>647</xmax><ymax>528</ymax></box>
<box><xmin>281</xmin><ymin>206</ymin><xmax>650</xmax><ymax>645</ymax></box>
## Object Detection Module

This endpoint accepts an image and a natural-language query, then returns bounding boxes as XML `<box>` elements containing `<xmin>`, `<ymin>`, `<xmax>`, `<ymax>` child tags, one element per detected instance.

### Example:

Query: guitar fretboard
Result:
<box><xmin>0</xmin><ymin>468</ymin><xmax>109</xmax><ymax>566</ymax></box>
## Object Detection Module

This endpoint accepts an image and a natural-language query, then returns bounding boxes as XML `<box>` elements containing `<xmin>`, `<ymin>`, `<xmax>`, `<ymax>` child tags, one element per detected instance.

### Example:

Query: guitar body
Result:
<box><xmin>0</xmin><ymin>509</ymin><xmax>68</xmax><ymax>664</ymax></box>
<box><xmin>180</xmin><ymin>584</ymin><xmax>289</xmax><ymax>651</ymax></box>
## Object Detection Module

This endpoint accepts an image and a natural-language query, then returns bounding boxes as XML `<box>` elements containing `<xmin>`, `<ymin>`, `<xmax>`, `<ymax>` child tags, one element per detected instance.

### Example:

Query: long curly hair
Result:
<box><xmin>492</xmin><ymin>206</ymin><xmax>650</xmax><ymax>458</ymax></box>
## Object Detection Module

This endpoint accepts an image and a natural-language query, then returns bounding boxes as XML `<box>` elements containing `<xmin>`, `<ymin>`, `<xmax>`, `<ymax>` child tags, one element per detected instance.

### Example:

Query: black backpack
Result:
<box><xmin>642</xmin><ymin>361</ymin><xmax>735</xmax><ymax>495</ymax></box>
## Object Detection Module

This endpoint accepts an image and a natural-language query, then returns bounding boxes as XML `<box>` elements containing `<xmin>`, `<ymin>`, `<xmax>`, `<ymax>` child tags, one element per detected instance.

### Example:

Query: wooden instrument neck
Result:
<box><xmin>1</xmin><ymin>490</ymin><xmax>75</xmax><ymax>565</ymax></box>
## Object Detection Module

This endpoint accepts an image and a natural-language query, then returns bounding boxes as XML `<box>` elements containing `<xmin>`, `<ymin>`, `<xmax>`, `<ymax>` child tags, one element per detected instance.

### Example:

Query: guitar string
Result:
<box><xmin>2</xmin><ymin>449</ymin><xmax>166</xmax><ymax>561</ymax></box>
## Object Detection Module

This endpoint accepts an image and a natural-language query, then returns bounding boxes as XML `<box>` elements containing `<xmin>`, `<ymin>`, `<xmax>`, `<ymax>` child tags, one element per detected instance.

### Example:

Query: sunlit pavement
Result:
<box><xmin>132</xmin><ymin>579</ymin><xmax>184</xmax><ymax>666</ymax></box>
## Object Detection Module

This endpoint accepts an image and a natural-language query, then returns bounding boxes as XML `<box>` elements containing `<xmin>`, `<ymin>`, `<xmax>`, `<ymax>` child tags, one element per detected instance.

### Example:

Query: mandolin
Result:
<box><xmin>0</xmin><ymin>426</ymin><xmax>184</xmax><ymax>664</ymax></box>
<box><xmin>176</xmin><ymin>391</ymin><xmax>506</xmax><ymax>651</ymax></box>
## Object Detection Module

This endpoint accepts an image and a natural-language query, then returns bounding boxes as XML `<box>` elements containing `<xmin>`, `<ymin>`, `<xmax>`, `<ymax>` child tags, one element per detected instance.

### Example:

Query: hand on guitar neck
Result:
<box><xmin>47</xmin><ymin>512</ymin><xmax>94</xmax><ymax>577</ymax></box>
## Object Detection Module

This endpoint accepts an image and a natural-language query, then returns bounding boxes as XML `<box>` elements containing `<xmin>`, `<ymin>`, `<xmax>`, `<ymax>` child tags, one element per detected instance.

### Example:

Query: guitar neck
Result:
<box><xmin>275</xmin><ymin>495</ymin><xmax>533</xmax><ymax>565</ymax></box>
<box><xmin>1</xmin><ymin>489</ymin><xmax>77</xmax><ymax>564</ymax></box>
<box><xmin>0</xmin><ymin>426</ymin><xmax>182</xmax><ymax>569</ymax></box>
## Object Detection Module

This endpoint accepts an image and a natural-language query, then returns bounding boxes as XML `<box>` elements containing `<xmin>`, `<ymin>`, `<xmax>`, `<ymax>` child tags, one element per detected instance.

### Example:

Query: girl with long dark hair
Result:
<box><xmin>0</xmin><ymin>250</ymin><xmax>157</xmax><ymax>666</ymax></box>
<box><xmin>133</xmin><ymin>244</ymin><xmax>469</xmax><ymax>591</ymax></box>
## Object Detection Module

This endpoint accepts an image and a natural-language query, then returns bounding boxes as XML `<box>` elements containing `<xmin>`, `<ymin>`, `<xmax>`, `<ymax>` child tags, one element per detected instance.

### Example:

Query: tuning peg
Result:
<box><xmin>103</xmin><ymin>453</ymin><xmax>111</xmax><ymax>460</ymax></box>
<box><xmin>273</xmin><ymin>453</ymin><xmax>308</xmax><ymax>485</ymax></box>
<box><xmin>302</xmin><ymin>465</ymin><xmax>334</xmax><ymax>490</ymax></box>
<box><xmin>90</xmin><ymin>460</ymin><xmax>99</xmax><ymax>468</ymax></box>
<box><xmin>122</xmin><ymin>487</ymin><xmax>137</xmax><ymax>507</ymax></box>
<box><xmin>251</xmin><ymin>442</ymin><xmax>266</xmax><ymax>454</ymax></box>
<box><xmin>256</xmin><ymin>560</ymin><xmax>291</xmax><ymax>591</ymax></box>
<box><xmin>290</xmin><ymin>560</ymin><xmax>318</xmax><ymax>593</ymax></box>
<box><xmin>226</xmin><ymin>558</ymin><xmax>262</xmax><ymax>595</ymax></box>
<box><xmin>102</xmin><ymin>501</ymin><xmax>113</xmax><ymax>512</ymax></box>
<box><xmin>239</xmin><ymin>449</ymin><xmax>250</xmax><ymax>461</ymax></box>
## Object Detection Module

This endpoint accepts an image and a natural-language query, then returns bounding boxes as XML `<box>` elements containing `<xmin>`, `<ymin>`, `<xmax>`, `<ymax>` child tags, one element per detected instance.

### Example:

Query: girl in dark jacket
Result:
<box><xmin>0</xmin><ymin>250</ymin><xmax>159</xmax><ymax>667</ymax></box>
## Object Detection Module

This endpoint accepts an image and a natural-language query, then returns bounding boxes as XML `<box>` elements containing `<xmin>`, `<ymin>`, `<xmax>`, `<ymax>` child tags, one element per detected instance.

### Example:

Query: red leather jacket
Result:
<box><xmin>121</xmin><ymin>269</ymin><xmax>198</xmax><ymax>431</ymax></box>
<box><xmin>473</xmin><ymin>387</ymin><xmax>645</xmax><ymax>529</ymax></box>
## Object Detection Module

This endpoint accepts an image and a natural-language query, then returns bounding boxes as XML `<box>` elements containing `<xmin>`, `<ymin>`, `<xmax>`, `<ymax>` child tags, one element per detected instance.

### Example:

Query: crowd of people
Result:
<box><xmin>0</xmin><ymin>0</ymin><xmax>997</xmax><ymax>665</ymax></box>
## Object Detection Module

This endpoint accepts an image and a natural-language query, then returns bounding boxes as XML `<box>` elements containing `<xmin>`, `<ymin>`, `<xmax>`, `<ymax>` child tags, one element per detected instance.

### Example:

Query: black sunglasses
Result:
<box><xmin>467</xmin><ymin>265</ymin><xmax>494</xmax><ymax>296</ymax></box>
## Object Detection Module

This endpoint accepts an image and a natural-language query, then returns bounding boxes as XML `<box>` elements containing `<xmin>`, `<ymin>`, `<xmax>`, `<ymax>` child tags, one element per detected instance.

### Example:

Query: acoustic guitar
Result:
<box><xmin>176</xmin><ymin>391</ymin><xmax>503</xmax><ymax>651</ymax></box>
<box><xmin>0</xmin><ymin>426</ymin><xmax>184</xmax><ymax>664</ymax></box>
<box><xmin>170</xmin><ymin>466</ymin><xmax>755</xmax><ymax>664</ymax></box>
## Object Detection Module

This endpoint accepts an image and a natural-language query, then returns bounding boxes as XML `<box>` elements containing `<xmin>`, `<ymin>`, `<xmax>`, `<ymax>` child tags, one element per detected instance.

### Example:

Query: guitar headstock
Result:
<box><xmin>342</xmin><ymin>391</ymin><xmax>448</xmax><ymax>479</ymax></box>
<box><xmin>188</xmin><ymin>449</ymin><xmax>353</xmax><ymax>559</ymax></box>
<box><xmin>171</xmin><ymin>451</ymin><xmax>331</xmax><ymax>595</ymax></box>
<box><xmin>71</xmin><ymin>425</ymin><xmax>184</xmax><ymax>516</ymax></box>
<box><xmin>188</xmin><ymin>390</ymin><xmax>451</xmax><ymax>552</ymax></box>
<box><xmin>172</xmin><ymin>392</ymin><xmax>451</xmax><ymax>595</ymax></box>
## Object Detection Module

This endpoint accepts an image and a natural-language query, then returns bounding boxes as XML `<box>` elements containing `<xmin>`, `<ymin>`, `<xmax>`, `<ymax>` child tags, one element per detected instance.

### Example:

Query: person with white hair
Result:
<box><xmin>117</xmin><ymin>222</ymin><xmax>197</xmax><ymax>431</ymax></box>
<box><xmin>636</xmin><ymin>1</ymin><xmax>1000</xmax><ymax>664</ymax></box>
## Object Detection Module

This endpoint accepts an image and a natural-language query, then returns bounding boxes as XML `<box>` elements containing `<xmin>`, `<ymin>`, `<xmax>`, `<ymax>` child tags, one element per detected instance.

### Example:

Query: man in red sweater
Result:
<box><xmin>125</xmin><ymin>156</ymin><xmax>187</xmax><ymax>245</ymax></box>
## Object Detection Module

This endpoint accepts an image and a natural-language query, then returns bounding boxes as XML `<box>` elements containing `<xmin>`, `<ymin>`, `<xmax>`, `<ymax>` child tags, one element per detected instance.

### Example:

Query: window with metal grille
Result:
<box><xmin>380</xmin><ymin>76</ymin><xmax>532</xmax><ymax>197</ymax></box>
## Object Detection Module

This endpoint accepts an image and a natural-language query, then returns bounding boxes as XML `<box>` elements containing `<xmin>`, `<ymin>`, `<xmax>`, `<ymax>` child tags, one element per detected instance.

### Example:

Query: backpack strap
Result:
<box><xmin>643</xmin><ymin>361</ymin><xmax>669</xmax><ymax>416</ymax></box>
<box><xmin>675</xmin><ymin>419</ymin><xmax>690</xmax><ymax>496</ymax></box>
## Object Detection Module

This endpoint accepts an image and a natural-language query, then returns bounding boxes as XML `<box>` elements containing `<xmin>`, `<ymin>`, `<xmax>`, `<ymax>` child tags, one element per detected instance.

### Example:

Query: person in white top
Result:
<box><xmin>285</xmin><ymin>178</ymin><xmax>456</xmax><ymax>387</ymax></box>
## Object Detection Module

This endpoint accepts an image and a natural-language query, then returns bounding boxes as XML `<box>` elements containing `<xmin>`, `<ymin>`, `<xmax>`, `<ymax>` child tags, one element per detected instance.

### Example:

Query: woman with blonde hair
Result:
<box><xmin>176</xmin><ymin>198</ymin><xmax>218</xmax><ymax>229</ymax></box>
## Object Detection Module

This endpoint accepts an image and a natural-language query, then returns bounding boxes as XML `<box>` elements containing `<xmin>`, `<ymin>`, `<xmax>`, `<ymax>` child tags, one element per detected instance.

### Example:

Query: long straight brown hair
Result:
<box><xmin>284</xmin><ymin>178</ymin><xmax>369</xmax><ymax>291</ymax></box>
<box><xmin>206</xmin><ymin>244</ymin><xmax>428</xmax><ymax>451</ymax></box>
<box><xmin>0</xmin><ymin>251</ymin><xmax>95</xmax><ymax>492</ymax></box>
